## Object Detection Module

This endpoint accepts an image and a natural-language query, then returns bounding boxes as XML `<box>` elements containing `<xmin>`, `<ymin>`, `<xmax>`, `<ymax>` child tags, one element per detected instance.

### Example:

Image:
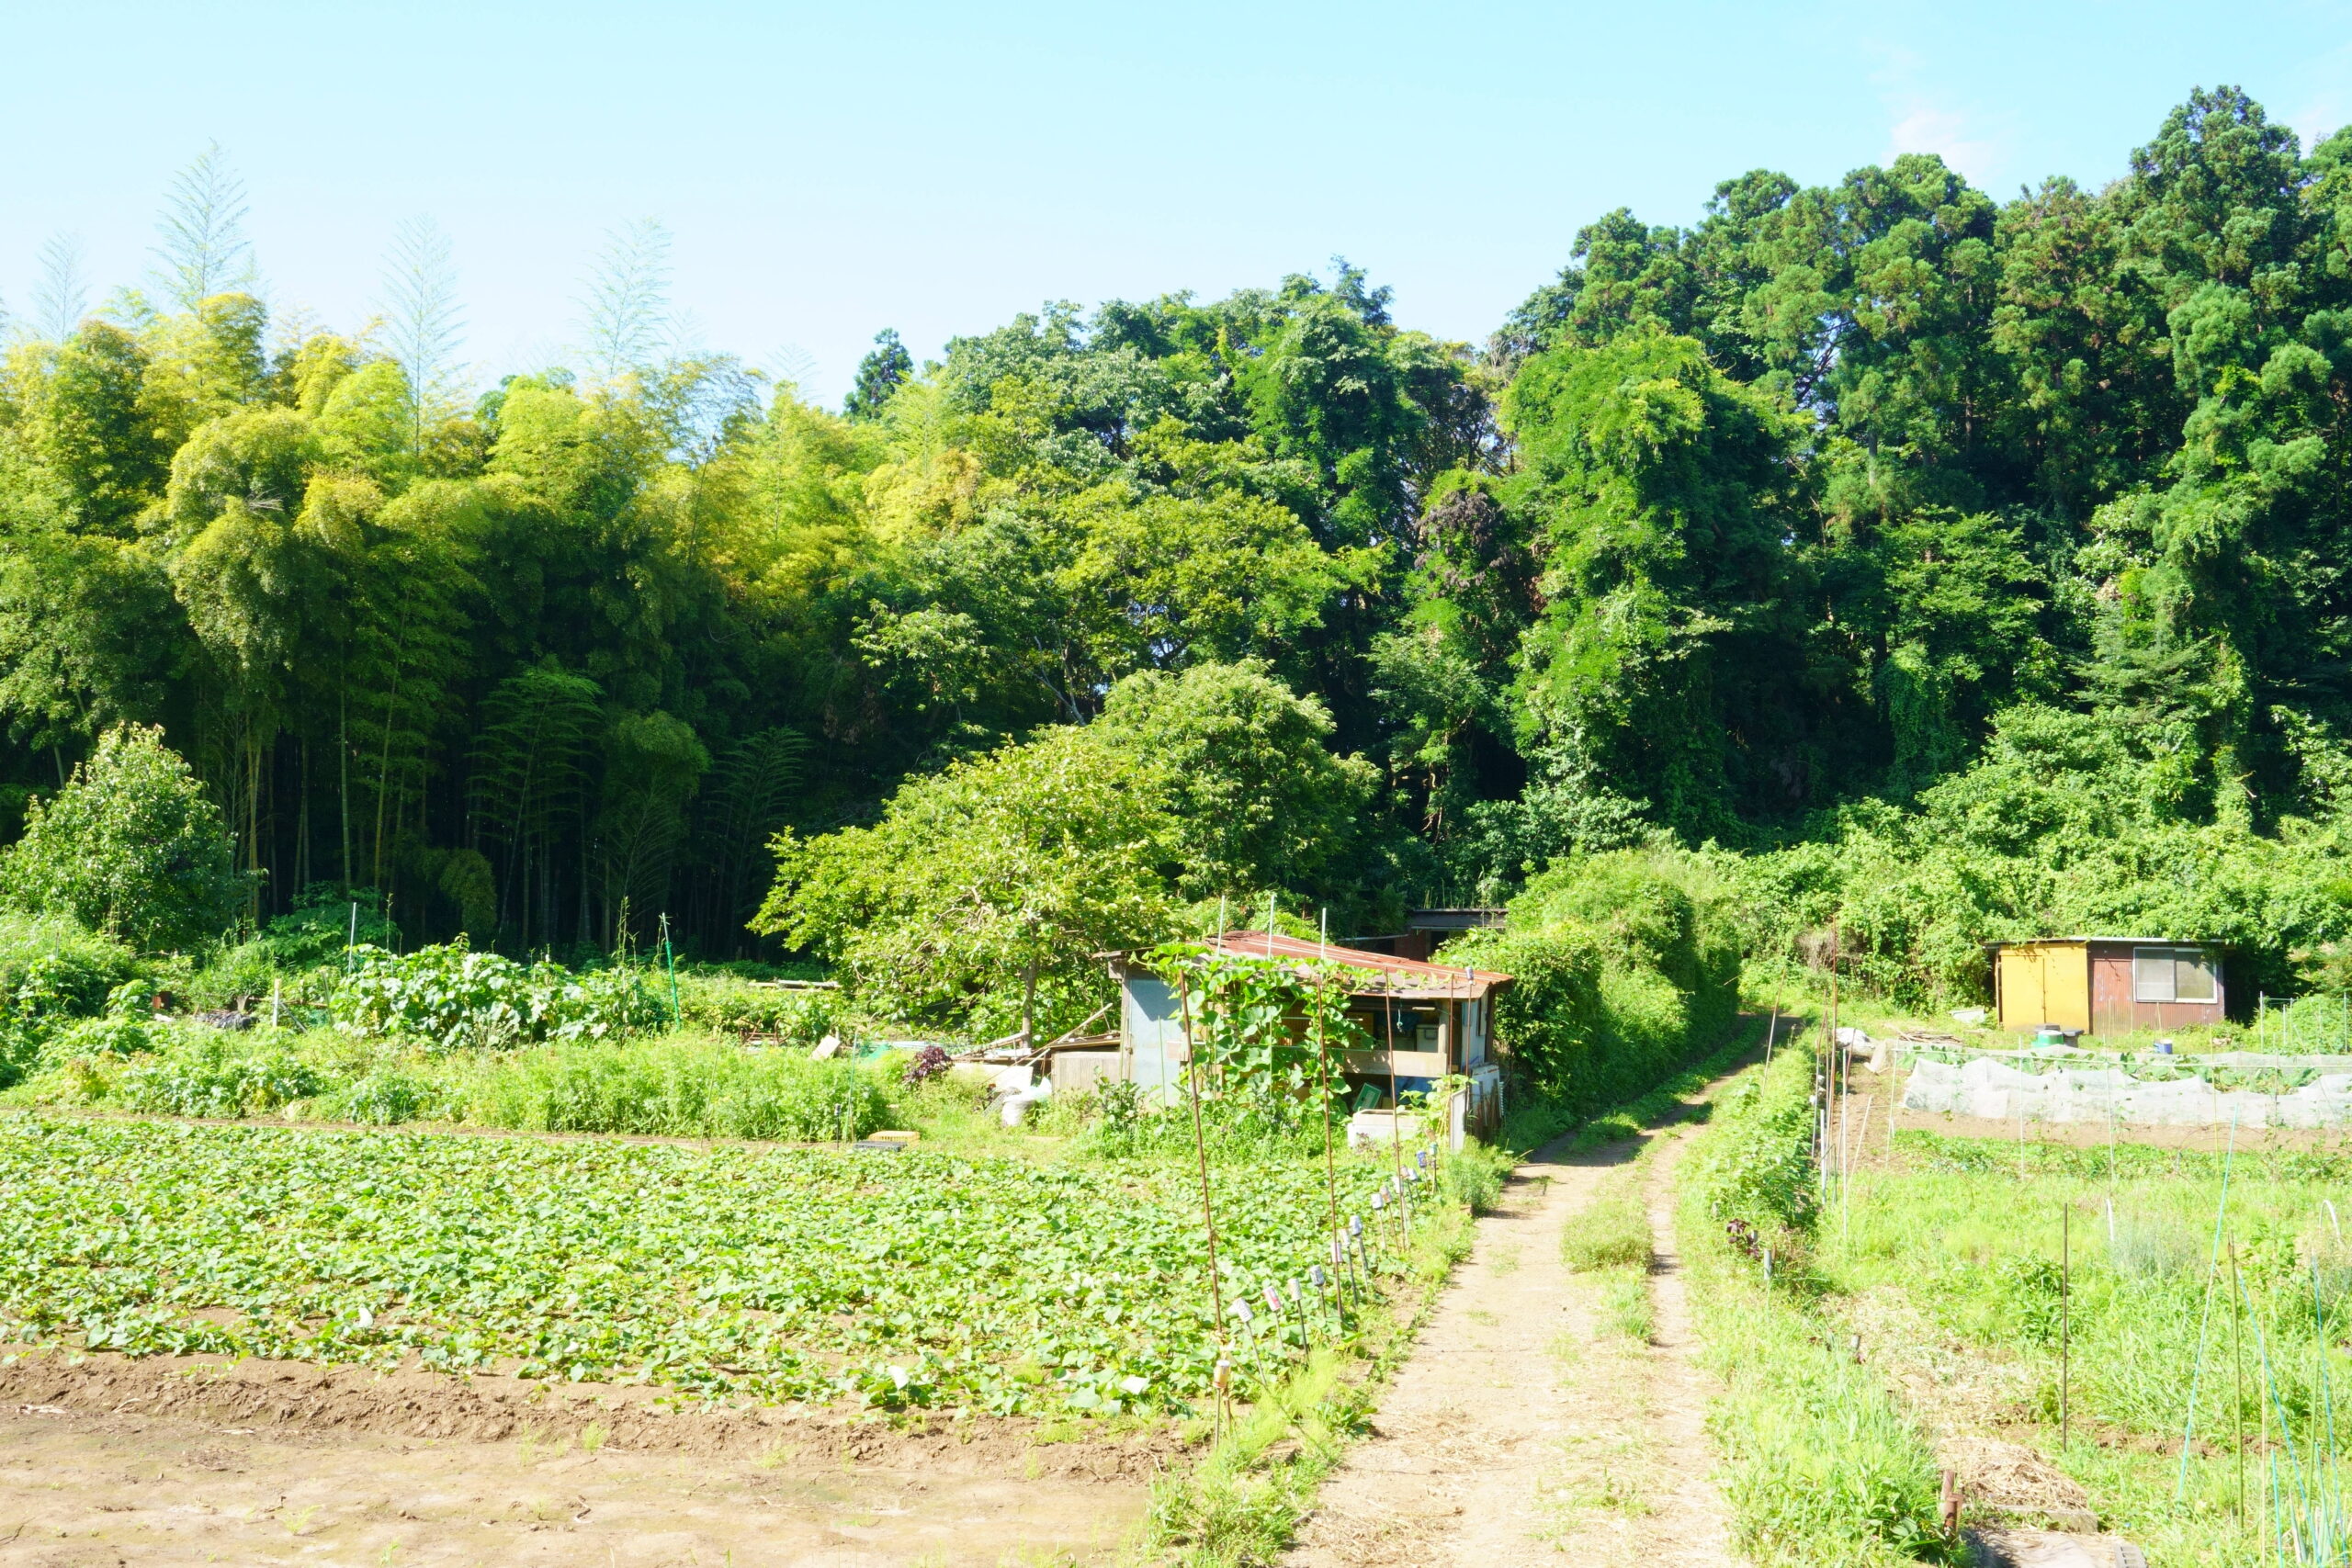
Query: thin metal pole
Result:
<box><xmin>2061</xmin><ymin>1202</ymin><xmax>2070</xmax><ymax>1450</ymax></box>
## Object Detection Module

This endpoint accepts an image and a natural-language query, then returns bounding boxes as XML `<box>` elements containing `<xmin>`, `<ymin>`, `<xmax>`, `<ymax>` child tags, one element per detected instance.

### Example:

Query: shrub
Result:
<box><xmin>1690</xmin><ymin>1044</ymin><xmax>1818</xmax><ymax>1235</ymax></box>
<box><xmin>450</xmin><ymin>1034</ymin><xmax>895</xmax><ymax>1141</ymax></box>
<box><xmin>116</xmin><ymin>1033</ymin><xmax>325</xmax><ymax>1117</ymax></box>
<box><xmin>1453</xmin><ymin>848</ymin><xmax>1739</xmax><ymax>1116</ymax></box>
<box><xmin>0</xmin><ymin>725</ymin><xmax>248</xmax><ymax>952</ymax></box>
<box><xmin>0</xmin><ymin>914</ymin><xmax>141</xmax><ymax>1087</ymax></box>
<box><xmin>36</xmin><ymin>1013</ymin><xmax>155</xmax><ymax>1069</ymax></box>
<box><xmin>330</xmin><ymin>942</ymin><xmax>663</xmax><ymax>1053</ymax></box>
<box><xmin>671</xmin><ymin>968</ymin><xmax>836</xmax><ymax>1045</ymax></box>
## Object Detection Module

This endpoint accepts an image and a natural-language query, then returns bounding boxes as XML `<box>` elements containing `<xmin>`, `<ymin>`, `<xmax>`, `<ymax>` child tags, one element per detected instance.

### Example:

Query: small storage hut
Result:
<box><xmin>1990</xmin><ymin>937</ymin><xmax>2225</xmax><ymax>1035</ymax></box>
<box><xmin>1109</xmin><ymin>930</ymin><xmax>1511</xmax><ymax>1134</ymax></box>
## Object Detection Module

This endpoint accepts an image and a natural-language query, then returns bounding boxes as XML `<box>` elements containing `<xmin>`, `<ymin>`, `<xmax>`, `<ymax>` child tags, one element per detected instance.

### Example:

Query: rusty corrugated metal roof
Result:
<box><xmin>1204</xmin><ymin>929</ymin><xmax>1510</xmax><ymax>997</ymax></box>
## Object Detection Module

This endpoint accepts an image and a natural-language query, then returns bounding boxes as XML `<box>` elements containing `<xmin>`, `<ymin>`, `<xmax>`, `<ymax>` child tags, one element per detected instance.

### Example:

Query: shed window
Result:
<box><xmin>2133</xmin><ymin>947</ymin><xmax>2218</xmax><ymax>1004</ymax></box>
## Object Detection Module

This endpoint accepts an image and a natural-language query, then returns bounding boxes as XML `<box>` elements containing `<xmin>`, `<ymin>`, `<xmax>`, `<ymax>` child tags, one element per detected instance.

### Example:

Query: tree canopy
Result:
<box><xmin>4</xmin><ymin>94</ymin><xmax>2351</xmax><ymax>1022</ymax></box>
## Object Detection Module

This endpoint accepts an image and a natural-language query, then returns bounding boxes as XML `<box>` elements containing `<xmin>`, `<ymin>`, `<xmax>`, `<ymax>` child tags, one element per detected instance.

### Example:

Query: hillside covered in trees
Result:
<box><xmin>3</xmin><ymin>87</ymin><xmax>2350</xmax><ymax>1015</ymax></box>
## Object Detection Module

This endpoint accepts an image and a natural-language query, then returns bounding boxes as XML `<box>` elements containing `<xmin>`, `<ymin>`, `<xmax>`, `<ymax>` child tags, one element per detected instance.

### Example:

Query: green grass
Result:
<box><xmin>1562</xmin><ymin>1176</ymin><xmax>1652</xmax><ymax>1271</ymax></box>
<box><xmin>6</xmin><ymin>1022</ymin><xmax>904</xmax><ymax>1142</ymax></box>
<box><xmin>1679</xmin><ymin>1044</ymin><xmax>1959</xmax><ymax>1566</ymax></box>
<box><xmin>1828</xmin><ymin>1128</ymin><xmax>2352</xmax><ymax>1564</ymax></box>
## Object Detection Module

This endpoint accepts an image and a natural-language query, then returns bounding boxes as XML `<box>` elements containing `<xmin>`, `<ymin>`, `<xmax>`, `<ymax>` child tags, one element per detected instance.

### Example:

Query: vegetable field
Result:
<box><xmin>0</xmin><ymin>1111</ymin><xmax>1407</xmax><ymax>1417</ymax></box>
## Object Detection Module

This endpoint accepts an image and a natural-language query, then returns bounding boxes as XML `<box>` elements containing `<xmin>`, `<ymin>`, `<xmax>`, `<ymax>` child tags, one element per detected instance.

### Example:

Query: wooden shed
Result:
<box><xmin>1991</xmin><ymin>937</ymin><xmax>2225</xmax><ymax>1036</ymax></box>
<box><xmin>1109</xmin><ymin>930</ymin><xmax>1511</xmax><ymax>1131</ymax></box>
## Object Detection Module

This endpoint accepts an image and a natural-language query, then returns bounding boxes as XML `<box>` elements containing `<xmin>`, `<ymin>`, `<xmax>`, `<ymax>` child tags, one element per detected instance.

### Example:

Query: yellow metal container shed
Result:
<box><xmin>1991</xmin><ymin>937</ymin><xmax>2225</xmax><ymax>1036</ymax></box>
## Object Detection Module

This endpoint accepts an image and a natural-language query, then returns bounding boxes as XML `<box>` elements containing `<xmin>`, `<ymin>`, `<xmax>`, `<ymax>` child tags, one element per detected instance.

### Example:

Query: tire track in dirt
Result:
<box><xmin>1283</xmin><ymin>1103</ymin><xmax>1742</xmax><ymax>1567</ymax></box>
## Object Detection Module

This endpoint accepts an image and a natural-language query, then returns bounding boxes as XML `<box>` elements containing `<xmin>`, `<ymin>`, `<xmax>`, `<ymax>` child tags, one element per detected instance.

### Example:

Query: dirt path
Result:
<box><xmin>1632</xmin><ymin>1128</ymin><xmax>1738</xmax><ymax>1562</ymax></box>
<box><xmin>1283</xmin><ymin>1115</ymin><xmax>1739</xmax><ymax>1567</ymax></box>
<box><xmin>0</xmin><ymin>1351</ymin><xmax>1158</xmax><ymax>1566</ymax></box>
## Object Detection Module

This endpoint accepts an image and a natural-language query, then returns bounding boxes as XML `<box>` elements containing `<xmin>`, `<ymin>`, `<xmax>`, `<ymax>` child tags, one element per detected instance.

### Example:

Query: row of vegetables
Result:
<box><xmin>0</xmin><ymin>1108</ymin><xmax>1451</xmax><ymax>1416</ymax></box>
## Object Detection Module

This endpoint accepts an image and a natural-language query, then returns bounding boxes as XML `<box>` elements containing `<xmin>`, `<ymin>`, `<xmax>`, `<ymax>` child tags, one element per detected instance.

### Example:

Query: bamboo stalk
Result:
<box><xmin>1173</xmin><ymin>966</ymin><xmax>1230</xmax><ymax>1438</ymax></box>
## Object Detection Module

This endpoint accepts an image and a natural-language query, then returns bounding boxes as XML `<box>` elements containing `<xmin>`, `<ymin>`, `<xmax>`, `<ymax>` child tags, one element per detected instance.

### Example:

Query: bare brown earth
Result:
<box><xmin>0</xmin><ymin>1349</ymin><xmax>1171</xmax><ymax>1565</ymax></box>
<box><xmin>1282</xmin><ymin>1111</ymin><xmax>1739</xmax><ymax>1567</ymax></box>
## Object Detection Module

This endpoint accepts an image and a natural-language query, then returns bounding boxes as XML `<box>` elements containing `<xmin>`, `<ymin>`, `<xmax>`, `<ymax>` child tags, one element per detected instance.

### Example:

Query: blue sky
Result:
<box><xmin>4</xmin><ymin>0</ymin><xmax>2349</xmax><ymax>405</ymax></box>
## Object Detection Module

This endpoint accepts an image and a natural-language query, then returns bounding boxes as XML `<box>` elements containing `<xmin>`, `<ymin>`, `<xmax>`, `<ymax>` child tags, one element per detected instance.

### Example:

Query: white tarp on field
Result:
<box><xmin>1901</xmin><ymin>1055</ymin><xmax>2352</xmax><ymax>1128</ymax></box>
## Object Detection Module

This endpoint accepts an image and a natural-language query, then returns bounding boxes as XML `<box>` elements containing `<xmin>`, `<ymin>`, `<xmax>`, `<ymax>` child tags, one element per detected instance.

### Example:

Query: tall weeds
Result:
<box><xmin>1679</xmin><ymin>1043</ymin><xmax>1956</xmax><ymax>1565</ymax></box>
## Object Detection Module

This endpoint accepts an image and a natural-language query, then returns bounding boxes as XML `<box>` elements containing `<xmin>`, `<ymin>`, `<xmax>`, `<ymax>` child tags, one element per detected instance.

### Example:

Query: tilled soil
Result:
<box><xmin>1282</xmin><ymin>1110</ymin><xmax>1740</xmax><ymax>1567</ymax></box>
<box><xmin>0</xmin><ymin>1349</ymin><xmax>1170</xmax><ymax>1565</ymax></box>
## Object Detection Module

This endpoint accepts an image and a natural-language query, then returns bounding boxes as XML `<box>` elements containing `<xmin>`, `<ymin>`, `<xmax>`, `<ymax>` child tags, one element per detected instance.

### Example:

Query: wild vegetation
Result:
<box><xmin>0</xmin><ymin>87</ymin><xmax>2346</xmax><ymax>1046</ymax></box>
<box><xmin>1680</xmin><ymin>1043</ymin><xmax>1955</xmax><ymax>1565</ymax></box>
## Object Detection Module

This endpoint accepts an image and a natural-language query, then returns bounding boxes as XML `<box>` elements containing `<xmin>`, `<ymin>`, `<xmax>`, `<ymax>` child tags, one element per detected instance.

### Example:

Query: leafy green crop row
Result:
<box><xmin>0</xmin><ymin>1111</ymin><xmax>1416</xmax><ymax>1417</ymax></box>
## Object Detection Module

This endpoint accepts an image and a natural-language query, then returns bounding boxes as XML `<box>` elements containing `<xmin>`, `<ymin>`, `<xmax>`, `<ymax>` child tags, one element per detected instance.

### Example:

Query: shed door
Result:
<box><xmin>2045</xmin><ymin>945</ymin><xmax>2092</xmax><ymax>1032</ymax></box>
<box><xmin>1998</xmin><ymin>947</ymin><xmax>2047</xmax><ymax>1030</ymax></box>
<box><xmin>1122</xmin><ymin>978</ymin><xmax>1188</xmax><ymax>1103</ymax></box>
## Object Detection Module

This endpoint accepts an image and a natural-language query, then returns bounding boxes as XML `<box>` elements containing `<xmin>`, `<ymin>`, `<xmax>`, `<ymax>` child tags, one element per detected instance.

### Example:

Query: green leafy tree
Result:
<box><xmin>594</xmin><ymin>709</ymin><xmax>709</xmax><ymax>945</ymax></box>
<box><xmin>469</xmin><ymin>664</ymin><xmax>602</xmax><ymax>950</ymax></box>
<box><xmin>694</xmin><ymin>727</ymin><xmax>809</xmax><ymax>950</ymax></box>
<box><xmin>758</xmin><ymin>726</ymin><xmax>1170</xmax><ymax>1042</ymax></box>
<box><xmin>1091</xmin><ymin>660</ymin><xmax>1377</xmax><ymax>900</ymax></box>
<box><xmin>1501</xmin><ymin>331</ymin><xmax>1814</xmax><ymax>834</ymax></box>
<box><xmin>21</xmin><ymin>321</ymin><xmax>173</xmax><ymax>531</ymax></box>
<box><xmin>0</xmin><ymin>725</ymin><xmax>246</xmax><ymax>950</ymax></box>
<box><xmin>845</xmin><ymin>329</ymin><xmax>914</xmax><ymax>420</ymax></box>
<box><xmin>149</xmin><ymin>143</ymin><xmax>256</xmax><ymax>310</ymax></box>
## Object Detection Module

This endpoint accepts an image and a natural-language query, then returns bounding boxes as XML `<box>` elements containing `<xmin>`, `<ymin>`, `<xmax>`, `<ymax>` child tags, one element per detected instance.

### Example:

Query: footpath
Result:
<box><xmin>1283</xmin><ymin>1107</ymin><xmax>1740</xmax><ymax>1567</ymax></box>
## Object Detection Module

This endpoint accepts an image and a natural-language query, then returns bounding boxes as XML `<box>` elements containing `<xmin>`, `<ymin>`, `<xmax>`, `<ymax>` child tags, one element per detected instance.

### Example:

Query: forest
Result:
<box><xmin>3</xmin><ymin>85</ymin><xmax>2350</xmax><ymax>1026</ymax></box>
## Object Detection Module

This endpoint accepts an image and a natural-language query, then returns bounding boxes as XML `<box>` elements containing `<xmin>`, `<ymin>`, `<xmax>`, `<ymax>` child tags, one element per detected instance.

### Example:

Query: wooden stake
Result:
<box><xmin>1383</xmin><ymin>988</ymin><xmax>1406</xmax><ymax>1250</ymax></box>
<box><xmin>1173</xmin><ymin>966</ymin><xmax>1229</xmax><ymax>1422</ymax></box>
<box><xmin>2060</xmin><ymin>1201</ymin><xmax>2070</xmax><ymax>1450</ymax></box>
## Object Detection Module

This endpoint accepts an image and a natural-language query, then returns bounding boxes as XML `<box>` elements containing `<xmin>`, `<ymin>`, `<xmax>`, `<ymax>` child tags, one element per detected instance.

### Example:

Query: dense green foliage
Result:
<box><xmin>331</xmin><ymin>940</ymin><xmax>663</xmax><ymax>1051</ymax></box>
<box><xmin>0</xmin><ymin>724</ymin><xmax>246</xmax><ymax>951</ymax></box>
<box><xmin>5</xmin><ymin>91</ymin><xmax>2350</xmax><ymax>1029</ymax></box>
<box><xmin>1452</xmin><ymin>849</ymin><xmax>1739</xmax><ymax>1111</ymax></box>
<box><xmin>758</xmin><ymin>661</ymin><xmax>1375</xmax><ymax>1038</ymax></box>
<box><xmin>14</xmin><ymin>1009</ymin><xmax>899</xmax><ymax>1142</ymax></box>
<box><xmin>0</xmin><ymin>911</ymin><xmax>140</xmax><ymax>1087</ymax></box>
<box><xmin>1680</xmin><ymin>1049</ymin><xmax>1953</xmax><ymax>1565</ymax></box>
<box><xmin>1729</xmin><ymin>705</ymin><xmax>2352</xmax><ymax>1007</ymax></box>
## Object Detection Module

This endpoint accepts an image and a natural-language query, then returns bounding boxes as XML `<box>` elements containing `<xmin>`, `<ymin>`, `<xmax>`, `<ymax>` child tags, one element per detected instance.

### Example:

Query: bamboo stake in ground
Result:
<box><xmin>1313</xmin><ymin>914</ymin><xmax>1344</xmax><ymax>1325</ymax></box>
<box><xmin>1383</xmin><ymin>987</ymin><xmax>1406</xmax><ymax>1251</ymax></box>
<box><xmin>2060</xmin><ymin>1201</ymin><xmax>2070</xmax><ymax>1450</ymax></box>
<box><xmin>1173</xmin><ymin>966</ymin><xmax>1231</xmax><ymax>1440</ymax></box>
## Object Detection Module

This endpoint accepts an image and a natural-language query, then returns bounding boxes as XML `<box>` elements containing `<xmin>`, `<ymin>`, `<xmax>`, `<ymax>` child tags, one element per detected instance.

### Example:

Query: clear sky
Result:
<box><xmin>4</xmin><ymin>0</ymin><xmax>2348</xmax><ymax>405</ymax></box>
